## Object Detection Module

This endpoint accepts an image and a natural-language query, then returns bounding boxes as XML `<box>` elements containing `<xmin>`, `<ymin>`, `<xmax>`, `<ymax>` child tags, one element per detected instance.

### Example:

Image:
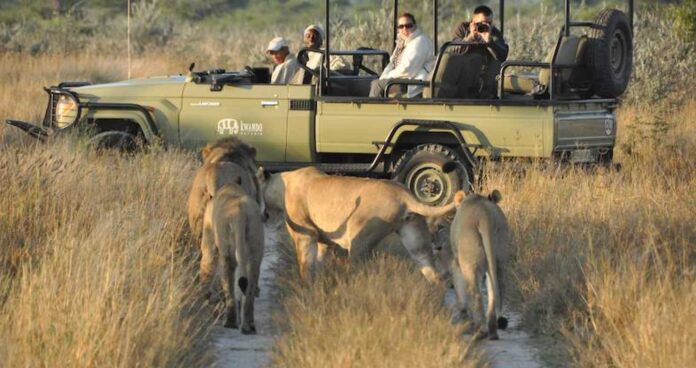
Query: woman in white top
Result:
<box><xmin>369</xmin><ymin>13</ymin><xmax>435</xmax><ymax>98</ymax></box>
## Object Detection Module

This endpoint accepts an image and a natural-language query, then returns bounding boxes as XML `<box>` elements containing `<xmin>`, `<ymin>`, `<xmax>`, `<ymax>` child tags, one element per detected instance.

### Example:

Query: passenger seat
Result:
<box><xmin>423</xmin><ymin>51</ymin><xmax>485</xmax><ymax>98</ymax></box>
<box><xmin>502</xmin><ymin>35</ymin><xmax>588</xmax><ymax>97</ymax></box>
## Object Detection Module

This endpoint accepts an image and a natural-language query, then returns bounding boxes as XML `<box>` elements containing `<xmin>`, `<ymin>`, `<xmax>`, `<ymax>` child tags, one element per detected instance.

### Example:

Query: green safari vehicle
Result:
<box><xmin>6</xmin><ymin>0</ymin><xmax>634</xmax><ymax>205</ymax></box>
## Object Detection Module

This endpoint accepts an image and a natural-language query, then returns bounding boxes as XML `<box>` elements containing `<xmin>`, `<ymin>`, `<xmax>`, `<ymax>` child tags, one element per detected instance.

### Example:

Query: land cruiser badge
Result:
<box><xmin>217</xmin><ymin>118</ymin><xmax>263</xmax><ymax>136</ymax></box>
<box><xmin>604</xmin><ymin>118</ymin><xmax>614</xmax><ymax>136</ymax></box>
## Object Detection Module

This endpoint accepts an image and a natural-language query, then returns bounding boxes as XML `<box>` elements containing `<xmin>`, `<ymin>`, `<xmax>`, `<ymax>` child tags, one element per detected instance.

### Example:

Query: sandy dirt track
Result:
<box><xmin>211</xmin><ymin>226</ymin><xmax>542</xmax><ymax>368</ymax></box>
<box><xmin>210</xmin><ymin>226</ymin><xmax>279</xmax><ymax>367</ymax></box>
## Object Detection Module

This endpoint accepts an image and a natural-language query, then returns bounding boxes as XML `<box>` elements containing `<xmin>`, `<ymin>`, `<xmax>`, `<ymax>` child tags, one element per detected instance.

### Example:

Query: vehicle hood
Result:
<box><xmin>70</xmin><ymin>75</ymin><xmax>188</xmax><ymax>100</ymax></box>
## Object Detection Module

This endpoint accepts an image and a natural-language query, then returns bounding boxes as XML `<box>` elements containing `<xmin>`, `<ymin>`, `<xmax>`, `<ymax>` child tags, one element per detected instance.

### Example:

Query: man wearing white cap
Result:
<box><xmin>292</xmin><ymin>24</ymin><xmax>348</xmax><ymax>84</ymax></box>
<box><xmin>267</xmin><ymin>37</ymin><xmax>300</xmax><ymax>85</ymax></box>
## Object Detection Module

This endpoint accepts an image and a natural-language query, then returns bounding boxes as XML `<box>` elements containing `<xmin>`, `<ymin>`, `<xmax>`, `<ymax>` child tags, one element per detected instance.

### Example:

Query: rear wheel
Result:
<box><xmin>392</xmin><ymin>144</ymin><xmax>473</xmax><ymax>206</ymax></box>
<box><xmin>585</xmin><ymin>9</ymin><xmax>633</xmax><ymax>98</ymax></box>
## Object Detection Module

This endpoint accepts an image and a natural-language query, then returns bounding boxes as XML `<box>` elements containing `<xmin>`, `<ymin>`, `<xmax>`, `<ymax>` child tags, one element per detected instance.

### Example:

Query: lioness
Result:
<box><xmin>449</xmin><ymin>190</ymin><xmax>510</xmax><ymax>340</ymax></box>
<box><xmin>261</xmin><ymin>167</ymin><xmax>455</xmax><ymax>283</ymax></box>
<box><xmin>200</xmin><ymin>181</ymin><xmax>264</xmax><ymax>334</ymax></box>
<box><xmin>187</xmin><ymin>137</ymin><xmax>262</xmax><ymax>245</ymax></box>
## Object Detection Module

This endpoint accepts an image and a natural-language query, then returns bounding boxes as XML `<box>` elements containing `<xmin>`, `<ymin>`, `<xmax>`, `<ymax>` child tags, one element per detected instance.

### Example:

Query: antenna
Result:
<box><xmin>127</xmin><ymin>0</ymin><xmax>132</xmax><ymax>79</ymax></box>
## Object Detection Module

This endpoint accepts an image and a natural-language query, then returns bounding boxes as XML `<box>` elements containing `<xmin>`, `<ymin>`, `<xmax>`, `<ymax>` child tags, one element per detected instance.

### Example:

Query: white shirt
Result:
<box><xmin>291</xmin><ymin>51</ymin><xmax>349</xmax><ymax>84</ymax></box>
<box><xmin>380</xmin><ymin>28</ymin><xmax>435</xmax><ymax>97</ymax></box>
<box><xmin>307</xmin><ymin>51</ymin><xmax>348</xmax><ymax>70</ymax></box>
<box><xmin>271</xmin><ymin>55</ymin><xmax>300</xmax><ymax>84</ymax></box>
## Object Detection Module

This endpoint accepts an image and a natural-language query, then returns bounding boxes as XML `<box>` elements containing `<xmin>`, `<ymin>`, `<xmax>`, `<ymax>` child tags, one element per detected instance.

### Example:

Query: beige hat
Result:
<box><xmin>303</xmin><ymin>24</ymin><xmax>325</xmax><ymax>42</ymax></box>
<box><xmin>267</xmin><ymin>37</ymin><xmax>289</xmax><ymax>52</ymax></box>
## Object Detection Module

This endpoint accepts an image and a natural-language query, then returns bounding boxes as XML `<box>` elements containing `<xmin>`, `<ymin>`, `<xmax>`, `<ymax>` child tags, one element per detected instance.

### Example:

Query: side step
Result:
<box><xmin>261</xmin><ymin>162</ymin><xmax>387</xmax><ymax>177</ymax></box>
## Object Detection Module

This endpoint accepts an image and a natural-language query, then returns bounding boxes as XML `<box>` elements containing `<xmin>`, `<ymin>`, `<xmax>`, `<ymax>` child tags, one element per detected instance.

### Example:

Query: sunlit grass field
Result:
<box><xmin>1</xmin><ymin>3</ymin><xmax>694</xmax><ymax>366</ymax></box>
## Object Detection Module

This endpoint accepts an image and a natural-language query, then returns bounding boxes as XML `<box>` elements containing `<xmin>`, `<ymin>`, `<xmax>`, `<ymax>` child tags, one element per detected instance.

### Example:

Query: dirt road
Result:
<box><xmin>211</xmin><ymin>226</ymin><xmax>542</xmax><ymax>368</ymax></box>
<box><xmin>209</xmin><ymin>226</ymin><xmax>279</xmax><ymax>367</ymax></box>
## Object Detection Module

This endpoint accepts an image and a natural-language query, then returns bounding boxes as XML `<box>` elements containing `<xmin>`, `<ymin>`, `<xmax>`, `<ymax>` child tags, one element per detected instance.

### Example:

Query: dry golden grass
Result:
<box><xmin>0</xmin><ymin>22</ymin><xmax>694</xmax><ymax>364</ymax></box>
<box><xmin>475</xmin><ymin>101</ymin><xmax>696</xmax><ymax>366</ymax></box>
<box><xmin>266</xmin><ymin>101</ymin><xmax>695</xmax><ymax>366</ymax></box>
<box><xmin>0</xmin><ymin>138</ymin><xmax>214</xmax><ymax>366</ymax></box>
<box><xmin>0</xmin><ymin>52</ymin><xmax>187</xmax><ymax>133</ymax></box>
<box><xmin>269</xmin><ymin>234</ymin><xmax>482</xmax><ymax>368</ymax></box>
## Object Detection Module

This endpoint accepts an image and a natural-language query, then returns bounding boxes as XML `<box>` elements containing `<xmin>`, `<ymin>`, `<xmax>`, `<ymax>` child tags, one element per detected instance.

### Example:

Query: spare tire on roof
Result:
<box><xmin>585</xmin><ymin>9</ymin><xmax>633</xmax><ymax>98</ymax></box>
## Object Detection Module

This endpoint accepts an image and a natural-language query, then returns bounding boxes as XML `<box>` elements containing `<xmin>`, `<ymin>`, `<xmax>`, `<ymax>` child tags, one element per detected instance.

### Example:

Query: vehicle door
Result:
<box><xmin>179</xmin><ymin>82</ymin><xmax>289</xmax><ymax>162</ymax></box>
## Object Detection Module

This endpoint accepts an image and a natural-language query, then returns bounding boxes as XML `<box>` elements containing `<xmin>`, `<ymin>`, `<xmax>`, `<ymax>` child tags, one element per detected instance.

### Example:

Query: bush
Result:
<box><xmin>675</xmin><ymin>0</ymin><xmax>696</xmax><ymax>42</ymax></box>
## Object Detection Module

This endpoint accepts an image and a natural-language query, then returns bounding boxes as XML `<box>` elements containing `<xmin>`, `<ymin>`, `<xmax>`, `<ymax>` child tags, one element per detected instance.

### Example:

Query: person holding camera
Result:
<box><xmin>453</xmin><ymin>5</ymin><xmax>508</xmax><ymax>62</ymax></box>
<box><xmin>452</xmin><ymin>5</ymin><xmax>508</xmax><ymax>98</ymax></box>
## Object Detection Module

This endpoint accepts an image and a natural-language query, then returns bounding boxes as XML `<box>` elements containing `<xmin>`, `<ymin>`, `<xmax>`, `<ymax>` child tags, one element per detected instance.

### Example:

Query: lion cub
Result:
<box><xmin>200</xmin><ymin>179</ymin><xmax>265</xmax><ymax>334</ymax></box>
<box><xmin>449</xmin><ymin>190</ymin><xmax>510</xmax><ymax>340</ymax></box>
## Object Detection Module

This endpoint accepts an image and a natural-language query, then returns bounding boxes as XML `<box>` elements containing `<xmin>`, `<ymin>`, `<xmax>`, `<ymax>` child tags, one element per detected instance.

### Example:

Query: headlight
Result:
<box><xmin>54</xmin><ymin>95</ymin><xmax>79</xmax><ymax>129</ymax></box>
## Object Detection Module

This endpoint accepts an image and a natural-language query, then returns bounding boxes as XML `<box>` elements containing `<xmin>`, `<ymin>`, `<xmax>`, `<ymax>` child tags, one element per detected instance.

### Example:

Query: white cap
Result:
<box><xmin>267</xmin><ymin>37</ymin><xmax>289</xmax><ymax>52</ymax></box>
<box><xmin>303</xmin><ymin>24</ymin><xmax>325</xmax><ymax>42</ymax></box>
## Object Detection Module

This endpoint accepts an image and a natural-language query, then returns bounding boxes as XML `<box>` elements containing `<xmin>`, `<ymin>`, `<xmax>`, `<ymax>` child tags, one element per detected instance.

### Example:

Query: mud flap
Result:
<box><xmin>5</xmin><ymin>120</ymin><xmax>49</xmax><ymax>142</ymax></box>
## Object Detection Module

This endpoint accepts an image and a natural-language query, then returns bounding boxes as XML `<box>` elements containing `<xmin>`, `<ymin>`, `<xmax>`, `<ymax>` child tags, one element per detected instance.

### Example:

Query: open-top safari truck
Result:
<box><xmin>6</xmin><ymin>0</ymin><xmax>634</xmax><ymax>205</ymax></box>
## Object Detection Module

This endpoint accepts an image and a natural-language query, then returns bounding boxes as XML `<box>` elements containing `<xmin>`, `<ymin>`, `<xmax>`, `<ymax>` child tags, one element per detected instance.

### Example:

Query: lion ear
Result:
<box><xmin>201</xmin><ymin>144</ymin><xmax>213</xmax><ymax>160</ymax></box>
<box><xmin>249</xmin><ymin>146</ymin><xmax>257</xmax><ymax>157</ymax></box>
<box><xmin>488</xmin><ymin>190</ymin><xmax>502</xmax><ymax>204</ymax></box>
<box><xmin>453</xmin><ymin>191</ymin><xmax>466</xmax><ymax>207</ymax></box>
<box><xmin>256</xmin><ymin>166</ymin><xmax>271</xmax><ymax>182</ymax></box>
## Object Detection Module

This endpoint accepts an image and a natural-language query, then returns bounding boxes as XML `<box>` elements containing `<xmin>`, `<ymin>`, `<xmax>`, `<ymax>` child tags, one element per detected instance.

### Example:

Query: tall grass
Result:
<box><xmin>0</xmin><ymin>138</ymin><xmax>214</xmax><ymax>366</ymax></box>
<box><xmin>0</xmin><ymin>2</ymin><xmax>694</xmax><ymax>366</ymax></box>
<box><xmin>269</xmin><ymin>234</ymin><xmax>482</xmax><ymax>367</ymax></box>
<box><xmin>477</xmin><ymin>101</ymin><xmax>696</xmax><ymax>365</ymax></box>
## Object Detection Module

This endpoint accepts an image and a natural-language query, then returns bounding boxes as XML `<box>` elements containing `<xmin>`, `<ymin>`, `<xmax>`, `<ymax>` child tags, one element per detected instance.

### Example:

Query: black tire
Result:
<box><xmin>89</xmin><ymin>131</ymin><xmax>139</xmax><ymax>152</ymax></box>
<box><xmin>392</xmin><ymin>144</ymin><xmax>473</xmax><ymax>206</ymax></box>
<box><xmin>585</xmin><ymin>9</ymin><xmax>633</xmax><ymax>98</ymax></box>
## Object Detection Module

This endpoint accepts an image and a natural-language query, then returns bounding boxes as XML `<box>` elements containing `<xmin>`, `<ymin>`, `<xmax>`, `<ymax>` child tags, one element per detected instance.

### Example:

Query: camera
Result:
<box><xmin>475</xmin><ymin>22</ymin><xmax>490</xmax><ymax>33</ymax></box>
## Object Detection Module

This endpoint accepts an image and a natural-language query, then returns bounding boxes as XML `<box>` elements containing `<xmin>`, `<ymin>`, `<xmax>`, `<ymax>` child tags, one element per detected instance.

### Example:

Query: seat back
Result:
<box><xmin>539</xmin><ymin>35</ymin><xmax>587</xmax><ymax>86</ymax></box>
<box><xmin>424</xmin><ymin>51</ymin><xmax>484</xmax><ymax>98</ymax></box>
<box><xmin>502</xmin><ymin>35</ymin><xmax>588</xmax><ymax>96</ymax></box>
<box><xmin>326</xmin><ymin>77</ymin><xmax>376</xmax><ymax>97</ymax></box>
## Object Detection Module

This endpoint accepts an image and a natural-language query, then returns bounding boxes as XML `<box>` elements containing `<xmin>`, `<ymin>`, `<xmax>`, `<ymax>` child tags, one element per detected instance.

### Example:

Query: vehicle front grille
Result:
<box><xmin>42</xmin><ymin>92</ymin><xmax>58</xmax><ymax>128</ymax></box>
<box><xmin>290</xmin><ymin>99</ymin><xmax>315</xmax><ymax>111</ymax></box>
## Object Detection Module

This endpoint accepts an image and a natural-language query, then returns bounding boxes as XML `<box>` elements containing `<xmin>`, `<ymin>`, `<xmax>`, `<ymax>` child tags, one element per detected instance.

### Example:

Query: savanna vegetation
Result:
<box><xmin>1</xmin><ymin>0</ymin><xmax>694</xmax><ymax>367</ymax></box>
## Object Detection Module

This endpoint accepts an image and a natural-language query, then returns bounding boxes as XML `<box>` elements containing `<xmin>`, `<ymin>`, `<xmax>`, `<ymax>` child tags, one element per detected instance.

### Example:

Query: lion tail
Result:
<box><xmin>402</xmin><ymin>193</ymin><xmax>457</xmax><ymax>218</ymax></box>
<box><xmin>231</xmin><ymin>207</ymin><xmax>251</xmax><ymax>297</ymax></box>
<box><xmin>480</xmin><ymin>217</ymin><xmax>504</xmax><ymax>332</ymax></box>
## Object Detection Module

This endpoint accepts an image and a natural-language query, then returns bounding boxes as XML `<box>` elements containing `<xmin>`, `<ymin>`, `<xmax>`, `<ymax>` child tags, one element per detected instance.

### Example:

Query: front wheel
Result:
<box><xmin>392</xmin><ymin>144</ymin><xmax>473</xmax><ymax>206</ymax></box>
<box><xmin>88</xmin><ymin>131</ymin><xmax>140</xmax><ymax>152</ymax></box>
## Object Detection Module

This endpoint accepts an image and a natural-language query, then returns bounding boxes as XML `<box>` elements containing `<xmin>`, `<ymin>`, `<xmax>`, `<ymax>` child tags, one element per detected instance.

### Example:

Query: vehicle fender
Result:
<box><xmin>392</xmin><ymin>130</ymin><xmax>461</xmax><ymax>152</ymax></box>
<box><xmin>82</xmin><ymin>109</ymin><xmax>158</xmax><ymax>143</ymax></box>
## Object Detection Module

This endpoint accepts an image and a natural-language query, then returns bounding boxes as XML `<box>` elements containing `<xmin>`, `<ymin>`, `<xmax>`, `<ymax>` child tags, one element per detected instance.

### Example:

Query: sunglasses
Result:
<box><xmin>397</xmin><ymin>23</ymin><xmax>414</xmax><ymax>29</ymax></box>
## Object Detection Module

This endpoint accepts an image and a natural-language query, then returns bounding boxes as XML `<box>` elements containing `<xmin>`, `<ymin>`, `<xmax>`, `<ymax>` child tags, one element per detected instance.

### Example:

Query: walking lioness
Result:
<box><xmin>449</xmin><ymin>190</ymin><xmax>510</xmax><ymax>340</ymax></box>
<box><xmin>187</xmin><ymin>137</ymin><xmax>262</xmax><ymax>246</ymax></box>
<box><xmin>261</xmin><ymin>167</ymin><xmax>454</xmax><ymax>283</ymax></box>
<box><xmin>200</xmin><ymin>181</ymin><xmax>264</xmax><ymax>333</ymax></box>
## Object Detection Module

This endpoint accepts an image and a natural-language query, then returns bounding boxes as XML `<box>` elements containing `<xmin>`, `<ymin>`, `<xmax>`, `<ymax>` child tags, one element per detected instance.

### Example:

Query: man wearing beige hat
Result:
<box><xmin>292</xmin><ymin>24</ymin><xmax>348</xmax><ymax>84</ymax></box>
<box><xmin>267</xmin><ymin>37</ymin><xmax>300</xmax><ymax>85</ymax></box>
